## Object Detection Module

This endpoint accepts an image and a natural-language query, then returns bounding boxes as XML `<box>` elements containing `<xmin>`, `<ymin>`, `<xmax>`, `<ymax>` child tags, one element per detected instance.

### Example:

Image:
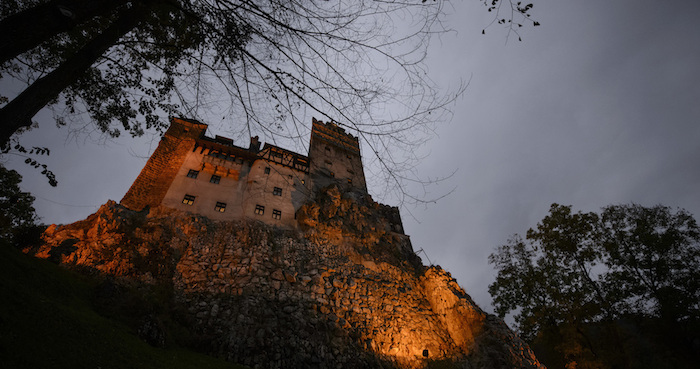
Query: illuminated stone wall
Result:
<box><xmin>121</xmin><ymin>117</ymin><xmax>207</xmax><ymax>211</ymax></box>
<box><xmin>39</xmin><ymin>189</ymin><xmax>543</xmax><ymax>369</ymax></box>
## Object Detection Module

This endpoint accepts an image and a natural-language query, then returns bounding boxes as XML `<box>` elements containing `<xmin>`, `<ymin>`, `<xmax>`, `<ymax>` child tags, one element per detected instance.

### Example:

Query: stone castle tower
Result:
<box><xmin>121</xmin><ymin>117</ymin><xmax>375</xmax><ymax>229</ymax></box>
<box><xmin>308</xmin><ymin>118</ymin><xmax>367</xmax><ymax>192</ymax></box>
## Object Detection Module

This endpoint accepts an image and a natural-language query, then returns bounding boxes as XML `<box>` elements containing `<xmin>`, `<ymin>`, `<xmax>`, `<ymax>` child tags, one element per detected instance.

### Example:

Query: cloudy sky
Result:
<box><xmin>5</xmin><ymin>0</ymin><xmax>700</xmax><ymax>316</ymax></box>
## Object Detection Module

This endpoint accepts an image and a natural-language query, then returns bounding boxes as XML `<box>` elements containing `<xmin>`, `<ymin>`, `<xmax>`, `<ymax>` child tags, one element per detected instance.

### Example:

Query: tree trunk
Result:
<box><xmin>0</xmin><ymin>4</ymin><xmax>147</xmax><ymax>146</ymax></box>
<box><xmin>0</xmin><ymin>0</ymin><xmax>130</xmax><ymax>64</ymax></box>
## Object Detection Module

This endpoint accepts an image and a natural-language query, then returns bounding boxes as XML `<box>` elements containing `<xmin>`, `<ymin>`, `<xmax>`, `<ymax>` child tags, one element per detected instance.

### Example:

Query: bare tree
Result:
<box><xmin>0</xmin><ymin>0</ymin><xmax>538</xmax><ymax>203</ymax></box>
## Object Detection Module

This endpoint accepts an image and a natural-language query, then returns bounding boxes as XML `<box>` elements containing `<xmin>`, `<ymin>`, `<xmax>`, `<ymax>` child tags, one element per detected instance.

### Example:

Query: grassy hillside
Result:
<box><xmin>0</xmin><ymin>244</ymin><xmax>245</xmax><ymax>369</ymax></box>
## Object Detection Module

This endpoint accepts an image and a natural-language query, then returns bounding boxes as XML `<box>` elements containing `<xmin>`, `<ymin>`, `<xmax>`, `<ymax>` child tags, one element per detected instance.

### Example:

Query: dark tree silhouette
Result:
<box><xmin>0</xmin><ymin>164</ymin><xmax>40</xmax><ymax>245</ymax></box>
<box><xmin>0</xmin><ymin>0</ymin><xmax>538</xmax><ymax>202</ymax></box>
<box><xmin>489</xmin><ymin>203</ymin><xmax>700</xmax><ymax>368</ymax></box>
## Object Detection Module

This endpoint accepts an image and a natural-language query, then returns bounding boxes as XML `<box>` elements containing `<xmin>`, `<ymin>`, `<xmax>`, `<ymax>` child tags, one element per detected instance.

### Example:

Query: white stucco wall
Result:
<box><xmin>243</xmin><ymin>160</ymin><xmax>311</xmax><ymax>228</ymax></box>
<box><xmin>161</xmin><ymin>149</ymin><xmax>251</xmax><ymax>221</ymax></box>
<box><xmin>161</xmin><ymin>146</ymin><xmax>311</xmax><ymax>227</ymax></box>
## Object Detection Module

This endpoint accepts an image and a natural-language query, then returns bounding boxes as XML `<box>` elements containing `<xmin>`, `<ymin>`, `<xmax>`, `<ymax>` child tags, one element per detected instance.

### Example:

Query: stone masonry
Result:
<box><xmin>121</xmin><ymin>117</ymin><xmax>208</xmax><ymax>211</ymax></box>
<box><xmin>120</xmin><ymin>117</ymin><xmax>377</xmax><ymax>229</ymax></box>
<box><xmin>36</xmin><ymin>185</ymin><xmax>544</xmax><ymax>369</ymax></box>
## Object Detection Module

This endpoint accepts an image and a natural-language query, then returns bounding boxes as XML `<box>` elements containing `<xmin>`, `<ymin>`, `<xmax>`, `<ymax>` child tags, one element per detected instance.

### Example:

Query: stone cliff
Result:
<box><xmin>35</xmin><ymin>186</ymin><xmax>543</xmax><ymax>369</ymax></box>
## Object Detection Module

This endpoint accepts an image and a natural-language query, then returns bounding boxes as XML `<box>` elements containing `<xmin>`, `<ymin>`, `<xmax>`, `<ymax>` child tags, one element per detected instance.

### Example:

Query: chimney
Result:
<box><xmin>249</xmin><ymin>136</ymin><xmax>261</xmax><ymax>152</ymax></box>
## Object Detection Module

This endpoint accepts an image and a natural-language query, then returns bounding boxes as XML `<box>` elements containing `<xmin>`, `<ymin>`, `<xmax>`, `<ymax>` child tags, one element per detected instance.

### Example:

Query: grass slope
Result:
<box><xmin>0</xmin><ymin>245</ymin><xmax>245</xmax><ymax>369</ymax></box>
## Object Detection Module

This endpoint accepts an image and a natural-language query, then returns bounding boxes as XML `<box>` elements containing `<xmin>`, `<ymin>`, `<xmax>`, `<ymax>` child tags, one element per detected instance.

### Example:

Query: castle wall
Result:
<box><xmin>308</xmin><ymin>118</ymin><xmax>367</xmax><ymax>193</ymax></box>
<box><xmin>155</xmin><ymin>137</ymin><xmax>313</xmax><ymax>227</ymax></box>
<box><xmin>161</xmin><ymin>148</ymin><xmax>251</xmax><ymax>221</ymax></box>
<box><xmin>121</xmin><ymin>118</ymin><xmax>207</xmax><ymax>211</ymax></box>
<box><xmin>242</xmin><ymin>159</ymin><xmax>309</xmax><ymax>228</ymax></box>
<box><xmin>37</xmin><ymin>199</ymin><xmax>544</xmax><ymax>369</ymax></box>
<box><xmin>121</xmin><ymin>117</ymin><xmax>390</xmax><ymax>230</ymax></box>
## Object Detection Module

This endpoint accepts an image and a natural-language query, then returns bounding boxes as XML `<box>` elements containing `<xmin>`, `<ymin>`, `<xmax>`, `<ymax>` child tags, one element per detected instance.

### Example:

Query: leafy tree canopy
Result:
<box><xmin>0</xmin><ymin>164</ymin><xmax>40</xmax><ymax>245</ymax></box>
<box><xmin>489</xmin><ymin>203</ymin><xmax>700</xmax><ymax>368</ymax></box>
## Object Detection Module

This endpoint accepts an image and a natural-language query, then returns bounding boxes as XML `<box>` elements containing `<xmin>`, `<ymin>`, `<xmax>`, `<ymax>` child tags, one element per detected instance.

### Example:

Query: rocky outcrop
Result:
<box><xmin>35</xmin><ymin>187</ymin><xmax>544</xmax><ymax>369</ymax></box>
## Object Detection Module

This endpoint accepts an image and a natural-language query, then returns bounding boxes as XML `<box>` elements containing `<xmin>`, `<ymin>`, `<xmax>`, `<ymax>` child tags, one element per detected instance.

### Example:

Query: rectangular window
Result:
<box><xmin>254</xmin><ymin>204</ymin><xmax>265</xmax><ymax>215</ymax></box>
<box><xmin>187</xmin><ymin>169</ymin><xmax>199</xmax><ymax>179</ymax></box>
<box><xmin>272</xmin><ymin>209</ymin><xmax>282</xmax><ymax>220</ymax></box>
<box><xmin>215</xmin><ymin>202</ymin><xmax>226</xmax><ymax>213</ymax></box>
<box><xmin>347</xmin><ymin>178</ymin><xmax>352</xmax><ymax>184</ymax></box>
<box><xmin>264</xmin><ymin>167</ymin><xmax>270</xmax><ymax>174</ymax></box>
<box><xmin>273</xmin><ymin>187</ymin><xmax>282</xmax><ymax>196</ymax></box>
<box><xmin>208</xmin><ymin>150</ymin><xmax>227</xmax><ymax>159</ymax></box>
<box><xmin>182</xmin><ymin>194</ymin><xmax>195</xmax><ymax>205</ymax></box>
<box><xmin>210</xmin><ymin>175</ymin><xmax>221</xmax><ymax>184</ymax></box>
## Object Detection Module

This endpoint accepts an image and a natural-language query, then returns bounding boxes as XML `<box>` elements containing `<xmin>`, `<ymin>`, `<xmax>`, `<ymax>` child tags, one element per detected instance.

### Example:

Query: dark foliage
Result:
<box><xmin>0</xmin><ymin>163</ymin><xmax>42</xmax><ymax>246</ymax></box>
<box><xmin>489</xmin><ymin>203</ymin><xmax>700</xmax><ymax>368</ymax></box>
<box><xmin>1</xmin><ymin>0</ymin><xmax>540</xmax><ymax>202</ymax></box>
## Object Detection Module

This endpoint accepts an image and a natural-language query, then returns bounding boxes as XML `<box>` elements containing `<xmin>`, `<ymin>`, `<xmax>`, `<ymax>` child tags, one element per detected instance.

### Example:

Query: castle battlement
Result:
<box><xmin>310</xmin><ymin>118</ymin><xmax>360</xmax><ymax>154</ymax></box>
<box><xmin>120</xmin><ymin>117</ymin><xmax>375</xmax><ymax>229</ymax></box>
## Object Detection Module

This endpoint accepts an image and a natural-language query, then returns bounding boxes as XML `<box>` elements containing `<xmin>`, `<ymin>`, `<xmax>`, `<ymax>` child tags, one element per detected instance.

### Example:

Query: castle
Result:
<box><xmin>121</xmin><ymin>117</ymin><xmax>402</xmax><ymax>231</ymax></box>
<box><xmin>35</xmin><ymin>117</ymin><xmax>545</xmax><ymax>369</ymax></box>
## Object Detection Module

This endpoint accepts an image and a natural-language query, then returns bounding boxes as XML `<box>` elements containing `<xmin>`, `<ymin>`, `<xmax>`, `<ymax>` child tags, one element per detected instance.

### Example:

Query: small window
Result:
<box><xmin>301</xmin><ymin>179</ymin><xmax>306</xmax><ymax>185</ymax></box>
<box><xmin>187</xmin><ymin>169</ymin><xmax>199</xmax><ymax>179</ymax></box>
<box><xmin>264</xmin><ymin>167</ymin><xmax>270</xmax><ymax>174</ymax></box>
<box><xmin>273</xmin><ymin>187</ymin><xmax>282</xmax><ymax>196</ymax></box>
<box><xmin>347</xmin><ymin>178</ymin><xmax>352</xmax><ymax>184</ymax></box>
<box><xmin>215</xmin><ymin>202</ymin><xmax>226</xmax><ymax>212</ymax></box>
<box><xmin>330</xmin><ymin>171</ymin><xmax>335</xmax><ymax>178</ymax></box>
<box><xmin>347</xmin><ymin>154</ymin><xmax>352</xmax><ymax>160</ymax></box>
<box><xmin>272</xmin><ymin>209</ymin><xmax>282</xmax><ymax>220</ymax></box>
<box><xmin>182</xmin><ymin>194</ymin><xmax>195</xmax><ymax>205</ymax></box>
<box><xmin>210</xmin><ymin>175</ymin><xmax>221</xmax><ymax>184</ymax></box>
<box><xmin>254</xmin><ymin>204</ymin><xmax>265</xmax><ymax>215</ymax></box>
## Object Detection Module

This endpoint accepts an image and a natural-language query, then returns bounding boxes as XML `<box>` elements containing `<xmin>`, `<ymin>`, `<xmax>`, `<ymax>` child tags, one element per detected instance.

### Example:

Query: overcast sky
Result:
<box><xmin>4</xmin><ymin>0</ymin><xmax>700</xmax><ymax>317</ymax></box>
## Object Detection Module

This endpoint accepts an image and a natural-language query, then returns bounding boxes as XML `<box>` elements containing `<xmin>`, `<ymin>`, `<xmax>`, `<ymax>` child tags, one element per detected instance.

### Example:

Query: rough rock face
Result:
<box><xmin>36</xmin><ymin>187</ymin><xmax>543</xmax><ymax>369</ymax></box>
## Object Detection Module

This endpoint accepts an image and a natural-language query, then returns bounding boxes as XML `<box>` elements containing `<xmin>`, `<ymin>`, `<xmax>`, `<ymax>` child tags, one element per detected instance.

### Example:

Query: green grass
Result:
<box><xmin>0</xmin><ymin>244</ymin><xmax>245</xmax><ymax>369</ymax></box>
